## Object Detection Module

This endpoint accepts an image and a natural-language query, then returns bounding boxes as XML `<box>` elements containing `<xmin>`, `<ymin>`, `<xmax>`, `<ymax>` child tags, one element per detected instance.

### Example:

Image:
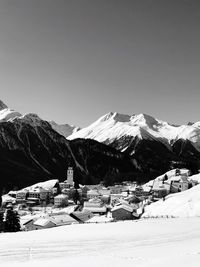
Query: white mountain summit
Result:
<box><xmin>0</xmin><ymin>100</ymin><xmax>79</xmax><ymax>138</ymax></box>
<box><xmin>68</xmin><ymin>112</ymin><xmax>200</xmax><ymax>152</ymax></box>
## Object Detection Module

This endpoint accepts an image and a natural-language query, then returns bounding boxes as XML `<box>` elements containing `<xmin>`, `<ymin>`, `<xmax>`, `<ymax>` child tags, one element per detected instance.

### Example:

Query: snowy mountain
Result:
<box><xmin>68</xmin><ymin>112</ymin><xmax>200</xmax><ymax>153</ymax></box>
<box><xmin>0</xmin><ymin>100</ymin><xmax>139</xmax><ymax>192</ymax></box>
<box><xmin>49</xmin><ymin>121</ymin><xmax>80</xmax><ymax>138</ymax></box>
<box><xmin>0</xmin><ymin>100</ymin><xmax>79</xmax><ymax>138</ymax></box>
<box><xmin>0</xmin><ymin>100</ymin><xmax>22</xmax><ymax>121</ymax></box>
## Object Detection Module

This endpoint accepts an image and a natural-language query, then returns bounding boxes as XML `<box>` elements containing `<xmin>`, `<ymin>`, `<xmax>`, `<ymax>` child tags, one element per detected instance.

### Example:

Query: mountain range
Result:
<box><xmin>68</xmin><ymin>112</ymin><xmax>200</xmax><ymax>153</ymax></box>
<box><xmin>0</xmin><ymin>101</ymin><xmax>139</xmax><ymax>192</ymax></box>
<box><xmin>1</xmin><ymin>101</ymin><xmax>200</xmax><ymax>192</ymax></box>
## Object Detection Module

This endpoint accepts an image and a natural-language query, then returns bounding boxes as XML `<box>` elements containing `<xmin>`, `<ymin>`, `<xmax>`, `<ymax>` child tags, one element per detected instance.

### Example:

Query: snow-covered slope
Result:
<box><xmin>0</xmin><ymin>100</ymin><xmax>22</xmax><ymax>121</ymax></box>
<box><xmin>49</xmin><ymin>121</ymin><xmax>80</xmax><ymax>138</ymax></box>
<box><xmin>1</xmin><ymin>218</ymin><xmax>200</xmax><ymax>267</ymax></box>
<box><xmin>68</xmin><ymin>112</ymin><xmax>200</xmax><ymax>151</ymax></box>
<box><xmin>22</xmin><ymin>179</ymin><xmax>59</xmax><ymax>191</ymax></box>
<box><xmin>143</xmin><ymin>183</ymin><xmax>200</xmax><ymax>217</ymax></box>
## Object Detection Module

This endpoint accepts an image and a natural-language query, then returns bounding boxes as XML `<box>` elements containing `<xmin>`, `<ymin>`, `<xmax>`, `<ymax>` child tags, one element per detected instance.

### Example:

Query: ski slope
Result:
<box><xmin>1</xmin><ymin>218</ymin><xmax>200</xmax><ymax>267</ymax></box>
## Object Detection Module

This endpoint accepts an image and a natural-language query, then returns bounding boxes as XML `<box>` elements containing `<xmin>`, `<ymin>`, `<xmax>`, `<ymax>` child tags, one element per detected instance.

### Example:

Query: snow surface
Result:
<box><xmin>1</xmin><ymin>218</ymin><xmax>200</xmax><ymax>267</ymax></box>
<box><xmin>22</xmin><ymin>179</ymin><xmax>59</xmax><ymax>191</ymax></box>
<box><xmin>143</xmin><ymin>183</ymin><xmax>200</xmax><ymax>217</ymax></box>
<box><xmin>68</xmin><ymin>112</ymin><xmax>200</xmax><ymax>151</ymax></box>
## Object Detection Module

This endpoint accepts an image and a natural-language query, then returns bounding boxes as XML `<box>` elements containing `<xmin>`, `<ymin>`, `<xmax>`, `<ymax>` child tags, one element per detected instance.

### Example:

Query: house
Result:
<box><xmin>87</xmin><ymin>189</ymin><xmax>101</xmax><ymax>200</ymax></box>
<box><xmin>50</xmin><ymin>214</ymin><xmax>78</xmax><ymax>226</ymax></box>
<box><xmin>110</xmin><ymin>193</ymin><xmax>127</xmax><ymax>206</ymax></box>
<box><xmin>110</xmin><ymin>185</ymin><xmax>123</xmax><ymax>195</ymax></box>
<box><xmin>83</xmin><ymin>199</ymin><xmax>107</xmax><ymax>215</ymax></box>
<box><xmin>111</xmin><ymin>203</ymin><xmax>134</xmax><ymax>221</ymax></box>
<box><xmin>2</xmin><ymin>195</ymin><xmax>16</xmax><ymax>207</ymax></box>
<box><xmin>70</xmin><ymin>210</ymin><xmax>94</xmax><ymax>223</ymax></box>
<box><xmin>27</xmin><ymin>187</ymin><xmax>49</xmax><ymax>203</ymax></box>
<box><xmin>33</xmin><ymin>218</ymin><xmax>56</xmax><ymax>230</ymax></box>
<box><xmin>59</xmin><ymin>182</ymin><xmax>70</xmax><ymax>190</ymax></box>
<box><xmin>170</xmin><ymin>176</ymin><xmax>189</xmax><ymax>193</ymax></box>
<box><xmin>99</xmin><ymin>188</ymin><xmax>111</xmax><ymax>196</ymax></box>
<box><xmin>54</xmin><ymin>194</ymin><xmax>68</xmax><ymax>207</ymax></box>
<box><xmin>16</xmin><ymin>189</ymin><xmax>28</xmax><ymax>203</ymax></box>
<box><xmin>8</xmin><ymin>191</ymin><xmax>17</xmax><ymax>198</ymax></box>
<box><xmin>21</xmin><ymin>219</ymin><xmax>36</xmax><ymax>231</ymax></box>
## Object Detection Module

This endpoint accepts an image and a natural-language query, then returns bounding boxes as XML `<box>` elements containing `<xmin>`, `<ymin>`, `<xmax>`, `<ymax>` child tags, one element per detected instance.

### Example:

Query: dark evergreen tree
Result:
<box><xmin>0</xmin><ymin>211</ymin><xmax>4</xmax><ymax>232</ymax></box>
<box><xmin>4</xmin><ymin>209</ymin><xmax>20</xmax><ymax>232</ymax></box>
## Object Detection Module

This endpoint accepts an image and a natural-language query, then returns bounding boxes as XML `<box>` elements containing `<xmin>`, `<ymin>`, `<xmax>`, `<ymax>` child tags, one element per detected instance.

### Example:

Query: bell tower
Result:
<box><xmin>67</xmin><ymin>167</ymin><xmax>74</xmax><ymax>186</ymax></box>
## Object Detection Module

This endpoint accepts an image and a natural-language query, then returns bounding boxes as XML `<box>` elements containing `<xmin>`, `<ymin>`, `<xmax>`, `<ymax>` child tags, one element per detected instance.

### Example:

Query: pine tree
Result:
<box><xmin>0</xmin><ymin>211</ymin><xmax>4</xmax><ymax>232</ymax></box>
<box><xmin>4</xmin><ymin>209</ymin><xmax>20</xmax><ymax>232</ymax></box>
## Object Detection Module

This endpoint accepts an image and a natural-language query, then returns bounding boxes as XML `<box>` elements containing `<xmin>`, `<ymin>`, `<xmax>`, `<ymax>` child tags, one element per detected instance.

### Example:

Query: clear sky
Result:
<box><xmin>0</xmin><ymin>0</ymin><xmax>200</xmax><ymax>127</ymax></box>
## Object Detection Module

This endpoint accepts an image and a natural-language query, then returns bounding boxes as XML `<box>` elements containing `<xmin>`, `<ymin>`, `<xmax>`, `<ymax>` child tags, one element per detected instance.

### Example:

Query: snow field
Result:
<box><xmin>1</xmin><ymin>218</ymin><xmax>200</xmax><ymax>267</ymax></box>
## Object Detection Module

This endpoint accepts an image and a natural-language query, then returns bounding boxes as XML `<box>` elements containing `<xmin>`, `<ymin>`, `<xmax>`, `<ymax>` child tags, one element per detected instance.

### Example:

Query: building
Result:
<box><xmin>54</xmin><ymin>194</ymin><xmax>68</xmax><ymax>207</ymax></box>
<box><xmin>59</xmin><ymin>182</ymin><xmax>70</xmax><ymax>190</ymax></box>
<box><xmin>33</xmin><ymin>218</ymin><xmax>56</xmax><ymax>230</ymax></box>
<box><xmin>16</xmin><ymin>189</ymin><xmax>28</xmax><ymax>203</ymax></box>
<box><xmin>111</xmin><ymin>203</ymin><xmax>134</xmax><ymax>221</ymax></box>
<box><xmin>110</xmin><ymin>193</ymin><xmax>127</xmax><ymax>206</ymax></box>
<box><xmin>170</xmin><ymin>176</ymin><xmax>189</xmax><ymax>193</ymax></box>
<box><xmin>67</xmin><ymin>167</ymin><xmax>74</xmax><ymax>186</ymax></box>
<box><xmin>87</xmin><ymin>189</ymin><xmax>101</xmax><ymax>200</ymax></box>
<box><xmin>83</xmin><ymin>199</ymin><xmax>107</xmax><ymax>215</ymax></box>
<box><xmin>50</xmin><ymin>214</ymin><xmax>78</xmax><ymax>226</ymax></box>
<box><xmin>110</xmin><ymin>185</ymin><xmax>123</xmax><ymax>195</ymax></box>
<box><xmin>70</xmin><ymin>210</ymin><xmax>94</xmax><ymax>223</ymax></box>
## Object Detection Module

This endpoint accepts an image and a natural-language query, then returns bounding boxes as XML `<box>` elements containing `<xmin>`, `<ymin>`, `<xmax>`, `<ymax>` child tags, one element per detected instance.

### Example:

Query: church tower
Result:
<box><xmin>67</xmin><ymin>167</ymin><xmax>74</xmax><ymax>186</ymax></box>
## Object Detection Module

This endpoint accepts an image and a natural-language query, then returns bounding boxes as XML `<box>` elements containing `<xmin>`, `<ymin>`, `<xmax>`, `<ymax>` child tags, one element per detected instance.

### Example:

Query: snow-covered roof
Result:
<box><xmin>23</xmin><ymin>179</ymin><xmax>59</xmax><ymax>191</ymax></box>
<box><xmin>50</xmin><ymin>215</ymin><xmax>78</xmax><ymax>225</ymax></box>
<box><xmin>2</xmin><ymin>194</ymin><xmax>16</xmax><ymax>203</ymax></box>
<box><xmin>54</xmin><ymin>194</ymin><xmax>68</xmax><ymax>199</ymax></box>
<box><xmin>87</xmin><ymin>215</ymin><xmax>113</xmax><ymax>223</ymax></box>
<box><xmin>34</xmin><ymin>218</ymin><xmax>56</xmax><ymax>227</ymax></box>
<box><xmin>83</xmin><ymin>206</ymin><xmax>107</xmax><ymax>213</ymax></box>
<box><xmin>87</xmin><ymin>190</ymin><xmax>100</xmax><ymax>196</ymax></box>
<box><xmin>111</xmin><ymin>203</ymin><xmax>134</xmax><ymax>213</ymax></box>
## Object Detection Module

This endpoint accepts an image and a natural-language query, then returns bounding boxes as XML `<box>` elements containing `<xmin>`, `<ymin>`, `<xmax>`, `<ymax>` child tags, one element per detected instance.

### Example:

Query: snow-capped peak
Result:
<box><xmin>130</xmin><ymin>113</ymin><xmax>162</xmax><ymax>128</ymax></box>
<box><xmin>67</xmin><ymin>112</ymin><xmax>200</xmax><ymax>152</ymax></box>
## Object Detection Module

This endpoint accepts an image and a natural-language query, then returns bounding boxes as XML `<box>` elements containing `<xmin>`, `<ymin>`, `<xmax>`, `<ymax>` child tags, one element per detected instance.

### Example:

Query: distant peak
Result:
<box><xmin>0</xmin><ymin>100</ymin><xmax>8</xmax><ymax>111</ymax></box>
<box><xmin>98</xmin><ymin>112</ymin><xmax>130</xmax><ymax>123</ymax></box>
<box><xmin>111</xmin><ymin>112</ymin><xmax>131</xmax><ymax>122</ymax></box>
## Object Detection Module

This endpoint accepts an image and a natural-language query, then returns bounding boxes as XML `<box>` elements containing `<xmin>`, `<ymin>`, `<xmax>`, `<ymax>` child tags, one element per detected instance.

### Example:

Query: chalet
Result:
<box><xmin>170</xmin><ymin>176</ymin><xmax>189</xmax><ymax>193</ymax></box>
<box><xmin>33</xmin><ymin>218</ymin><xmax>56</xmax><ymax>230</ymax></box>
<box><xmin>110</xmin><ymin>193</ymin><xmax>127</xmax><ymax>206</ymax></box>
<box><xmin>70</xmin><ymin>210</ymin><xmax>94</xmax><ymax>223</ymax></box>
<box><xmin>50</xmin><ymin>214</ymin><xmax>78</xmax><ymax>226</ymax></box>
<box><xmin>111</xmin><ymin>203</ymin><xmax>134</xmax><ymax>221</ymax></box>
<box><xmin>21</xmin><ymin>218</ymin><xmax>35</xmax><ymax>231</ymax></box>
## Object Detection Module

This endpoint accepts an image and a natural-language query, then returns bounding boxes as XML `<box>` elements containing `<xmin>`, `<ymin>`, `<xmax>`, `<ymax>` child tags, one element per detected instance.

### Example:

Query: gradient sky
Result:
<box><xmin>0</xmin><ymin>0</ymin><xmax>200</xmax><ymax>127</ymax></box>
